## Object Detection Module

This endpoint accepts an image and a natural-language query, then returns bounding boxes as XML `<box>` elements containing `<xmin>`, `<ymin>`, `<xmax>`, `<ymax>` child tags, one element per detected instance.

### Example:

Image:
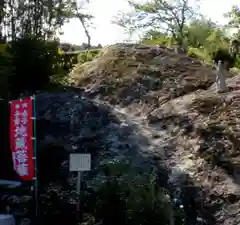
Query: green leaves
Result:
<box><xmin>0</xmin><ymin>0</ymin><xmax>93</xmax><ymax>41</ymax></box>
<box><xmin>88</xmin><ymin>161</ymin><xmax>175</xmax><ymax>225</ymax></box>
<box><xmin>114</xmin><ymin>0</ymin><xmax>199</xmax><ymax>47</ymax></box>
<box><xmin>225</xmin><ymin>5</ymin><xmax>240</xmax><ymax>29</ymax></box>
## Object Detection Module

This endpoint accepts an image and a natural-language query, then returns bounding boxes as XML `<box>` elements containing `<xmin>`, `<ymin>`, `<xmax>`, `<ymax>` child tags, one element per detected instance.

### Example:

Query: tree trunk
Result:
<box><xmin>78</xmin><ymin>15</ymin><xmax>91</xmax><ymax>48</ymax></box>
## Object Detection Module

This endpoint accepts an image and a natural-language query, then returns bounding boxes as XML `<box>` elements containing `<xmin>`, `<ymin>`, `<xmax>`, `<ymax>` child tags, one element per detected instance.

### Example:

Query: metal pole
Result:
<box><xmin>76</xmin><ymin>171</ymin><xmax>81</xmax><ymax>211</ymax></box>
<box><xmin>32</xmin><ymin>95</ymin><xmax>38</xmax><ymax>224</ymax></box>
<box><xmin>76</xmin><ymin>171</ymin><xmax>81</xmax><ymax>221</ymax></box>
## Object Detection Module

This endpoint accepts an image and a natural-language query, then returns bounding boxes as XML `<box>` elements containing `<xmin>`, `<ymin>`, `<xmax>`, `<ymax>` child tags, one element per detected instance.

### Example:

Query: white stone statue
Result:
<box><xmin>216</xmin><ymin>60</ymin><xmax>228</xmax><ymax>93</ymax></box>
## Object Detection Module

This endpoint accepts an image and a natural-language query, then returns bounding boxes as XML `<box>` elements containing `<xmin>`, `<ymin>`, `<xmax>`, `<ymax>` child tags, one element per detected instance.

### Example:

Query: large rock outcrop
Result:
<box><xmin>70</xmin><ymin>43</ymin><xmax>232</xmax><ymax>115</ymax></box>
<box><xmin>2</xmin><ymin>91</ymin><xmax>172</xmax><ymax>225</ymax></box>
<box><xmin>35</xmin><ymin>92</ymin><xmax>155</xmax><ymax>174</ymax></box>
<box><xmin>3</xmin><ymin>43</ymin><xmax>240</xmax><ymax>225</ymax></box>
<box><xmin>69</xmin><ymin>43</ymin><xmax>240</xmax><ymax>224</ymax></box>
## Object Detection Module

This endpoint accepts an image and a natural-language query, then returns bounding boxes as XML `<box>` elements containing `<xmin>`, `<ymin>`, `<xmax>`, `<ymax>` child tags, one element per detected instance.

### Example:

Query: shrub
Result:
<box><xmin>82</xmin><ymin>161</ymin><xmax>177</xmax><ymax>225</ymax></box>
<box><xmin>141</xmin><ymin>35</ymin><xmax>173</xmax><ymax>47</ymax></box>
<box><xmin>0</xmin><ymin>50</ymin><xmax>11</xmax><ymax>99</ymax></box>
<box><xmin>77</xmin><ymin>50</ymin><xmax>100</xmax><ymax>64</ymax></box>
<box><xmin>234</xmin><ymin>55</ymin><xmax>240</xmax><ymax>68</ymax></box>
<box><xmin>6</xmin><ymin>37</ymin><xmax>60</xmax><ymax>97</ymax></box>
<box><xmin>0</xmin><ymin>43</ymin><xmax>7</xmax><ymax>54</ymax></box>
<box><xmin>187</xmin><ymin>47</ymin><xmax>211</xmax><ymax>62</ymax></box>
<box><xmin>187</xmin><ymin>47</ymin><xmax>198</xmax><ymax>58</ymax></box>
<box><xmin>0</xmin><ymin>99</ymin><xmax>13</xmax><ymax>179</ymax></box>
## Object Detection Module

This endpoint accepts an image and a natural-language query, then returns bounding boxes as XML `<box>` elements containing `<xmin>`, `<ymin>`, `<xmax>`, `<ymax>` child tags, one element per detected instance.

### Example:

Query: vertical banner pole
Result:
<box><xmin>9</xmin><ymin>96</ymin><xmax>38</xmax><ymax>223</ymax></box>
<box><xmin>76</xmin><ymin>171</ymin><xmax>81</xmax><ymax>213</ymax></box>
<box><xmin>32</xmin><ymin>95</ymin><xmax>38</xmax><ymax>224</ymax></box>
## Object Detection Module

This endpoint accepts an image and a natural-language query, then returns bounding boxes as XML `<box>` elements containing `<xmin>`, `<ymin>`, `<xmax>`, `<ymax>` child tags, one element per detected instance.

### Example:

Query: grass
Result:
<box><xmin>80</xmin><ymin>161</ymin><xmax>178</xmax><ymax>225</ymax></box>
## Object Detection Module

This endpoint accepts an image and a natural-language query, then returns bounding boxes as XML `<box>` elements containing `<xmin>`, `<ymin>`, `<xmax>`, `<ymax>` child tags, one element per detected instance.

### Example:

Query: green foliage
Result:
<box><xmin>0</xmin><ymin>0</ymin><xmax>93</xmax><ymax>42</ymax></box>
<box><xmin>6</xmin><ymin>37</ymin><xmax>60</xmax><ymax>96</ymax></box>
<box><xmin>184</xmin><ymin>18</ymin><xmax>218</xmax><ymax>48</ymax></box>
<box><xmin>0</xmin><ymin>45</ymin><xmax>11</xmax><ymax>98</ymax></box>
<box><xmin>114</xmin><ymin>0</ymin><xmax>199</xmax><ymax>47</ymax></box>
<box><xmin>0</xmin><ymin>37</ymin><xmax>78</xmax><ymax>98</ymax></box>
<box><xmin>187</xmin><ymin>47</ymin><xmax>211</xmax><ymax>62</ymax></box>
<box><xmin>184</xmin><ymin>19</ymin><xmax>229</xmax><ymax>63</ymax></box>
<box><xmin>187</xmin><ymin>47</ymin><xmax>198</xmax><ymax>58</ymax></box>
<box><xmin>142</xmin><ymin>35</ymin><xmax>172</xmax><ymax>46</ymax></box>
<box><xmin>205</xmin><ymin>29</ymin><xmax>229</xmax><ymax>53</ymax></box>
<box><xmin>225</xmin><ymin>5</ymin><xmax>240</xmax><ymax>30</ymax></box>
<box><xmin>141</xmin><ymin>30</ymin><xmax>172</xmax><ymax>46</ymax></box>
<box><xmin>234</xmin><ymin>55</ymin><xmax>240</xmax><ymax>68</ymax></box>
<box><xmin>83</xmin><ymin>161</ymin><xmax>177</xmax><ymax>225</ymax></box>
<box><xmin>77</xmin><ymin>50</ymin><xmax>100</xmax><ymax>64</ymax></box>
<box><xmin>0</xmin><ymin>37</ymin><xmax>85</xmax><ymax>98</ymax></box>
<box><xmin>50</xmin><ymin>53</ymin><xmax>78</xmax><ymax>85</ymax></box>
<box><xmin>117</xmin><ymin>1</ymin><xmax>240</xmax><ymax>69</ymax></box>
<box><xmin>139</xmin><ymin>16</ymin><xmax>240</xmax><ymax>68</ymax></box>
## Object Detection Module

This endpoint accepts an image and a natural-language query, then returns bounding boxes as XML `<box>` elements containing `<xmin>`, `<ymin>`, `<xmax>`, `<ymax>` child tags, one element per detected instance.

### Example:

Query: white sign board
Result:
<box><xmin>69</xmin><ymin>153</ymin><xmax>91</xmax><ymax>172</ymax></box>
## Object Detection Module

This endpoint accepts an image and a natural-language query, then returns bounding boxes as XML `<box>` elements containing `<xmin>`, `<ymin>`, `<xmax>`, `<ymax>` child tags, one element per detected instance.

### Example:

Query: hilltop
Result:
<box><xmin>70</xmin><ymin>43</ymin><xmax>240</xmax><ymax>224</ymax></box>
<box><xmin>70</xmin><ymin>43</ymin><xmax>236</xmax><ymax>113</ymax></box>
<box><xmin>59</xmin><ymin>42</ymin><xmax>102</xmax><ymax>52</ymax></box>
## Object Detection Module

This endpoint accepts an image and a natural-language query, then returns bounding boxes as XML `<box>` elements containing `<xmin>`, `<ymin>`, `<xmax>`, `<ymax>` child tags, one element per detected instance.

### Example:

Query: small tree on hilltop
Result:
<box><xmin>113</xmin><ymin>0</ymin><xmax>200</xmax><ymax>48</ymax></box>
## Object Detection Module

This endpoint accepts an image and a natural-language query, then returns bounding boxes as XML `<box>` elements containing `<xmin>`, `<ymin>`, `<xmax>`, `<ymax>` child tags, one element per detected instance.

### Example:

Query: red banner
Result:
<box><xmin>9</xmin><ymin>98</ymin><xmax>34</xmax><ymax>181</ymax></box>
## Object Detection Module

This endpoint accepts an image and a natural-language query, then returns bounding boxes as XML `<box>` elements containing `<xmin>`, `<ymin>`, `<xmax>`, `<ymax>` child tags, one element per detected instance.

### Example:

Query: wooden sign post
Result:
<box><xmin>69</xmin><ymin>153</ymin><xmax>91</xmax><ymax>220</ymax></box>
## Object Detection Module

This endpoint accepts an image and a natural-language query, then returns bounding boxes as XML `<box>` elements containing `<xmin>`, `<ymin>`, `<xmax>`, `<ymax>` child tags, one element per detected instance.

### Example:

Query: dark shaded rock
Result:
<box><xmin>0</xmin><ymin>100</ymin><xmax>16</xmax><ymax>180</ymax></box>
<box><xmin>147</xmin><ymin>115</ymin><xmax>160</xmax><ymax>124</ymax></box>
<box><xmin>33</xmin><ymin>92</ymin><xmax>160</xmax><ymax>194</ymax></box>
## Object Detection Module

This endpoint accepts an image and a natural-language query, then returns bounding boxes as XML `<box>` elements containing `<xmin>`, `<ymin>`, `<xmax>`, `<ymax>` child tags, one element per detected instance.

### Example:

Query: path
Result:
<box><xmin>107</xmin><ymin>102</ymin><xmax>199</xmax><ymax>174</ymax></box>
<box><xmin>94</xmin><ymin>95</ymin><xmax>240</xmax><ymax>224</ymax></box>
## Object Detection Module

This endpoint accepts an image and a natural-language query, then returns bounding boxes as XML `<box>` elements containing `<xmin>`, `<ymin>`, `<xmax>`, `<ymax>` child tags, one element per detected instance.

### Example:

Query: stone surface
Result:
<box><xmin>4</xmin><ymin>43</ymin><xmax>240</xmax><ymax>224</ymax></box>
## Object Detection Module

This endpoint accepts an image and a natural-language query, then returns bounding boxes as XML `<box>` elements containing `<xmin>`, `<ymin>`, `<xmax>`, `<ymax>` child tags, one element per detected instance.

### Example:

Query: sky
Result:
<box><xmin>59</xmin><ymin>0</ymin><xmax>240</xmax><ymax>46</ymax></box>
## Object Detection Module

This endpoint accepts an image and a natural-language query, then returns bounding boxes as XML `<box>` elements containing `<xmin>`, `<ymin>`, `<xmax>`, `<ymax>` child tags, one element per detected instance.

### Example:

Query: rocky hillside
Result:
<box><xmin>2</xmin><ymin>91</ymin><xmax>174</xmax><ymax>225</ymax></box>
<box><xmin>70</xmin><ymin>44</ymin><xmax>227</xmax><ymax>112</ymax></box>
<box><xmin>70</xmin><ymin>43</ymin><xmax>240</xmax><ymax>224</ymax></box>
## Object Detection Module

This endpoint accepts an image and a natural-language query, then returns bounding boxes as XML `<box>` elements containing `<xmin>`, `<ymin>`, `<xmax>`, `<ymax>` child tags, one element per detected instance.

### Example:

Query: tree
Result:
<box><xmin>0</xmin><ymin>0</ymin><xmax>5</xmax><ymax>41</ymax></box>
<box><xmin>0</xmin><ymin>0</ymin><xmax>93</xmax><ymax>41</ymax></box>
<box><xmin>70</xmin><ymin>0</ymin><xmax>94</xmax><ymax>48</ymax></box>
<box><xmin>184</xmin><ymin>18</ymin><xmax>217</xmax><ymax>48</ymax></box>
<box><xmin>143</xmin><ymin>30</ymin><xmax>167</xmax><ymax>40</ymax></box>
<box><xmin>225</xmin><ymin>5</ymin><xmax>240</xmax><ymax>30</ymax></box>
<box><xmin>1</xmin><ymin>0</ymin><xmax>74</xmax><ymax>40</ymax></box>
<box><xmin>41</xmin><ymin>0</ymin><xmax>79</xmax><ymax>39</ymax></box>
<box><xmin>141</xmin><ymin>29</ymin><xmax>172</xmax><ymax>46</ymax></box>
<box><xmin>224</xmin><ymin>5</ymin><xmax>240</xmax><ymax>40</ymax></box>
<box><xmin>205</xmin><ymin>28</ymin><xmax>229</xmax><ymax>53</ymax></box>
<box><xmin>113</xmin><ymin>0</ymin><xmax>200</xmax><ymax>47</ymax></box>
